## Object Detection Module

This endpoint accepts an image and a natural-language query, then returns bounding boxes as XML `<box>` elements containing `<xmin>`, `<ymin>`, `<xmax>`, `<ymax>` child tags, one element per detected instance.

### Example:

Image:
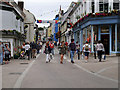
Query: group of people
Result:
<box><xmin>0</xmin><ymin>41</ymin><xmax>11</xmax><ymax>65</ymax></box>
<box><xmin>0</xmin><ymin>40</ymin><xmax>43</xmax><ymax>65</ymax></box>
<box><xmin>21</xmin><ymin>41</ymin><xmax>43</xmax><ymax>60</ymax></box>
<box><xmin>56</xmin><ymin>39</ymin><xmax>105</xmax><ymax>64</ymax></box>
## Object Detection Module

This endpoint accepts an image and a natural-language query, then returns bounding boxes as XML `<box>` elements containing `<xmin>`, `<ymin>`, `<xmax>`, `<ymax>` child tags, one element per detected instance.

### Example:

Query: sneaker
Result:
<box><xmin>71</xmin><ymin>61</ymin><xmax>74</xmax><ymax>63</ymax></box>
<box><xmin>85</xmin><ymin>60</ymin><xmax>88</xmax><ymax>63</ymax></box>
<box><xmin>46</xmin><ymin>61</ymin><xmax>48</xmax><ymax>63</ymax></box>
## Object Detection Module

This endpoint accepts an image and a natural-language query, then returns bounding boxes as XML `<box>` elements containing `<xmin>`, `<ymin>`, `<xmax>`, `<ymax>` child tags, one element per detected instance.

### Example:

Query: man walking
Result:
<box><xmin>0</xmin><ymin>41</ymin><xmax>4</xmax><ymax>65</ymax></box>
<box><xmin>69</xmin><ymin>39</ymin><xmax>76</xmax><ymax>63</ymax></box>
<box><xmin>82</xmin><ymin>41</ymin><xmax>91</xmax><ymax>63</ymax></box>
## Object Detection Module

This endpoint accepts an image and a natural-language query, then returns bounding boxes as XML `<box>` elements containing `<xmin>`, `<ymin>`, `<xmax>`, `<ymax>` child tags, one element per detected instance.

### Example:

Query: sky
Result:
<box><xmin>14</xmin><ymin>0</ymin><xmax>78</xmax><ymax>27</ymax></box>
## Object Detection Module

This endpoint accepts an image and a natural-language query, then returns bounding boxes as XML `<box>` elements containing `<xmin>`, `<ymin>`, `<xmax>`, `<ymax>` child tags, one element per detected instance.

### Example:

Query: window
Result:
<box><xmin>93</xmin><ymin>26</ymin><xmax>98</xmax><ymax>43</ymax></box>
<box><xmin>113</xmin><ymin>0</ymin><xmax>119</xmax><ymax>10</ymax></box>
<box><xmin>92</xmin><ymin>2</ymin><xmax>94</xmax><ymax>13</ymax></box>
<box><xmin>99</xmin><ymin>0</ymin><xmax>108</xmax><ymax>12</ymax></box>
<box><xmin>117</xmin><ymin>24</ymin><xmax>120</xmax><ymax>51</ymax></box>
<box><xmin>112</xmin><ymin>24</ymin><xmax>115</xmax><ymax>51</ymax></box>
<box><xmin>87</xmin><ymin>26</ymin><xmax>91</xmax><ymax>44</ymax></box>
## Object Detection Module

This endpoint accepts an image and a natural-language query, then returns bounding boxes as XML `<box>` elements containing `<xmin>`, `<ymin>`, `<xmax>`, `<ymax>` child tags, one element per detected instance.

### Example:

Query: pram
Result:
<box><xmin>19</xmin><ymin>50</ymin><xmax>25</xmax><ymax>59</ymax></box>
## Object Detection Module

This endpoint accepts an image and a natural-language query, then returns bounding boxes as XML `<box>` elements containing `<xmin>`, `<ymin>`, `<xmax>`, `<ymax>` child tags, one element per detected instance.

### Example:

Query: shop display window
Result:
<box><xmin>93</xmin><ymin>26</ymin><xmax>98</xmax><ymax>43</ymax></box>
<box><xmin>117</xmin><ymin>24</ymin><xmax>120</xmax><ymax>51</ymax></box>
<box><xmin>112</xmin><ymin>24</ymin><xmax>115</xmax><ymax>51</ymax></box>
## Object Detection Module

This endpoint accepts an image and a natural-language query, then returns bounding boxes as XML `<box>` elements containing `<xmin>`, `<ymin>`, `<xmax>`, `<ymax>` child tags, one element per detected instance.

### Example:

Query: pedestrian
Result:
<box><xmin>4</xmin><ymin>44</ymin><xmax>11</xmax><ymax>64</ymax></box>
<box><xmin>36</xmin><ymin>42</ymin><xmax>40</xmax><ymax>54</ymax></box>
<box><xmin>69</xmin><ymin>39</ymin><xmax>76</xmax><ymax>63</ymax></box>
<box><xmin>59</xmin><ymin>41</ymin><xmax>67</xmax><ymax>64</ymax></box>
<box><xmin>96</xmin><ymin>40</ymin><xmax>105</xmax><ymax>62</ymax></box>
<box><xmin>32</xmin><ymin>41</ymin><xmax>37</xmax><ymax>58</ymax></box>
<box><xmin>0</xmin><ymin>41</ymin><xmax>4</xmax><ymax>65</ymax></box>
<box><xmin>76</xmin><ymin>41</ymin><xmax>80</xmax><ymax>60</ymax></box>
<box><xmin>25</xmin><ymin>42</ymin><xmax>30</xmax><ymax>60</ymax></box>
<box><xmin>65</xmin><ymin>42</ymin><xmax>69</xmax><ymax>56</ymax></box>
<box><xmin>21</xmin><ymin>42</ymin><xmax>25</xmax><ymax>52</ymax></box>
<box><xmin>44</xmin><ymin>42</ymin><xmax>51</xmax><ymax>63</ymax></box>
<box><xmin>94</xmin><ymin>42</ymin><xmax>97</xmax><ymax>59</ymax></box>
<box><xmin>30</xmin><ymin>42</ymin><xmax>33</xmax><ymax>58</ymax></box>
<box><xmin>49</xmin><ymin>41</ymin><xmax>54</xmax><ymax>59</ymax></box>
<box><xmin>82</xmin><ymin>41</ymin><xmax>91</xmax><ymax>63</ymax></box>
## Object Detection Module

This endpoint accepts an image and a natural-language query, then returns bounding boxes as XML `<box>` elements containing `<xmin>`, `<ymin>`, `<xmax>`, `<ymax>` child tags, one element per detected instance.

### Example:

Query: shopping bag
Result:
<box><xmin>82</xmin><ymin>53</ymin><xmax>84</xmax><ymax>60</ymax></box>
<box><xmin>63</xmin><ymin>55</ymin><xmax>67</xmax><ymax>59</ymax></box>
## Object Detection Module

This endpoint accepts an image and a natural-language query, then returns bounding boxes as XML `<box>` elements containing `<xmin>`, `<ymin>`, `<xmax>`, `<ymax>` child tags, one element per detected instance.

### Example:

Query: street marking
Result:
<box><xmin>13</xmin><ymin>54</ymin><xmax>40</xmax><ymax>88</ymax></box>
<box><xmin>96</xmin><ymin>66</ymin><xmax>118</xmax><ymax>74</ymax></box>
<box><xmin>67</xmin><ymin>59</ymin><xmax>118</xmax><ymax>83</ymax></box>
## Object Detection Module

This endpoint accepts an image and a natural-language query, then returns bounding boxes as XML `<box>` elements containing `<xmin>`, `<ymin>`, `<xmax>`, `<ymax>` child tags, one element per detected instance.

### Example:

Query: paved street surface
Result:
<box><xmin>2</xmin><ymin>47</ymin><xmax>119</xmax><ymax>88</ymax></box>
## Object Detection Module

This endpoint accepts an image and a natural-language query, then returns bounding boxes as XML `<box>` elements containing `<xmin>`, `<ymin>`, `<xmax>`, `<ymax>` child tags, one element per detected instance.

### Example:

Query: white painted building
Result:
<box><xmin>23</xmin><ymin>9</ymin><xmax>36</xmax><ymax>42</ymax></box>
<box><xmin>0</xmin><ymin>1</ymin><xmax>25</xmax><ymax>57</ymax></box>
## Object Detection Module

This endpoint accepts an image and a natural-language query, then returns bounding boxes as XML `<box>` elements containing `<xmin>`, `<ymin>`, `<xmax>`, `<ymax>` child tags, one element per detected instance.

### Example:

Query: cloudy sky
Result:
<box><xmin>14</xmin><ymin>0</ymin><xmax>78</xmax><ymax>27</ymax></box>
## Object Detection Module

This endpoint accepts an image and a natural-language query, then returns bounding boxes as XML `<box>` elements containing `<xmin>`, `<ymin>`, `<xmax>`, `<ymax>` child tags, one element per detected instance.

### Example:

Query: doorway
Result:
<box><xmin>101</xmin><ymin>34</ymin><xmax>109</xmax><ymax>55</ymax></box>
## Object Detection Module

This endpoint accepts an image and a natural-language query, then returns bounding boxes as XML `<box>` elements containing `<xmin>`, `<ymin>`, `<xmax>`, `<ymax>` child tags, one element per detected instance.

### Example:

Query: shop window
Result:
<box><xmin>87</xmin><ymin>26</ymin><xmax>91</xmax><ymax>44</ymax></box>
<box><xmin>83</xmin><ymin>28</ymin><xmax>86</xmax><ymax>44</ymax></box>
<box><xmin>112</xmin><ymin>24</ymin><xmax>115</xmax><ymax>51</ymax></box>
<box><xmin>93</xmin><ymin>26</ymin><xmax>98</xmax><ymax>43</ymax></box>
<box><xmin>117</xmin><ymin>24</ymin><xmax>120</xmax><ymax>51</ymax></box>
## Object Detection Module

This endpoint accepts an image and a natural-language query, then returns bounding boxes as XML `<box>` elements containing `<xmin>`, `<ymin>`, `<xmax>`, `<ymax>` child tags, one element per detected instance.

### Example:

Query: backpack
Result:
<box><xmin>85</xmin><ymin>44</ymin><xmax>89</xmax><ymax>51</ymax></box>
<box><xmin>50</xmin><ymin>43</ymin><xmax>54</xmax><ymax>49</ymax></box>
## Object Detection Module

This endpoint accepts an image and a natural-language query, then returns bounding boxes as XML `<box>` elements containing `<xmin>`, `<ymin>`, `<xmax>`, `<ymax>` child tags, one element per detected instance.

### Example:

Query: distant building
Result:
<box><xmin>23</xmin><ymin>8</ymin><xmax>36</xmax><ymax>42</ymax></box>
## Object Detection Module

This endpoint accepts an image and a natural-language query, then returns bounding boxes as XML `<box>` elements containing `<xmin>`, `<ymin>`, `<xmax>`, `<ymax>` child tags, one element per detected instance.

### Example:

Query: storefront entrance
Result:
<box><xmin>101</xmin><ymin>34</ymin><xmax>109</xmax><ymax>55</ymax></box>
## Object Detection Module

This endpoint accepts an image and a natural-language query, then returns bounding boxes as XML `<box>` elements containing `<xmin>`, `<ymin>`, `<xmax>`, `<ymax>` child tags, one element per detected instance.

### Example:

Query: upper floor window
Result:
<box><xmin>92</xmin><ymin>2</ymin><xmax>94</xmax><ymax>13</ymax></box>
<box><xmin>113</xmin><ymin>0</ymin><xmax>119</xmax><ymax>10</ymax></box>
<box><xmin>99</xmin><ymin>0</ymin><xmax>108</xmax><ymax>12</ymax></box>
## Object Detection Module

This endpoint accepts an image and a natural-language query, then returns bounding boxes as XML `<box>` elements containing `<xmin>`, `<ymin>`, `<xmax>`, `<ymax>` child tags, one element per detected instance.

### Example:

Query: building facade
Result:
<box><xmin>23</xmin><ymin>9</ymin><xmax>36</xmax><ymax>42</ymax></box>
<box><xmin>0</xmin><ymin>1</ymin><xmax>26</xmax><ymax>57</ymax></box>
<box><xmin>72</xmin><ymin>0</ymin><xmax>120</xmax><ymax>55</ymax></box>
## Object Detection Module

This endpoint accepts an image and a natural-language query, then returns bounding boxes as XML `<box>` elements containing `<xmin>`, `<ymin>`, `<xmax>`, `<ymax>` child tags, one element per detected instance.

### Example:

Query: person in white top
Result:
<box><xmin>82</xmin><ymin>41</ymin><xmax>91</xmax><ymax>63</ymax></box>
<box><xmin>25</xmin><ymin>42</ymin><xmax>30</xmax><ymax>60</ymax></box>
<box><xmin>96</xmin><ymin>40</ymin><xmax>105</xmax><ymax>62</ymax></box>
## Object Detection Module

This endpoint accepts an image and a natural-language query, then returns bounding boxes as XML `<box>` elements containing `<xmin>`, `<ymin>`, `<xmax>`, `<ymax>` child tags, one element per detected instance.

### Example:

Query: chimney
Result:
<box><xmin>18</xmin><ymin>1</ymin><xmax>24</xmax><ymax>11</ymax></box>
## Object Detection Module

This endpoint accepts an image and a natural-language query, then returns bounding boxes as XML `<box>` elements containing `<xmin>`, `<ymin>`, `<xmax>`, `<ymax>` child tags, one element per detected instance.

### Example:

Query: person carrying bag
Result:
<box><xmin>96</xmin><ymin>40</ymin><xmax>105</xmax><ymax>62</ymax></box>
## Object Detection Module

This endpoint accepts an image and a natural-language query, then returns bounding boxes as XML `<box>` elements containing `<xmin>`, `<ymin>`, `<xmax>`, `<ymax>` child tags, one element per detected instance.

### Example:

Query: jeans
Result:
<box><xmin>70</xmin><ymin>51</ymin><xmax>75</xmax><ymax>62</ymax></box>
<box><xmin>97</xmin><ymin>50</ymin><xmax>103</xmax><ymax>62</ymax></box>
<box><xmin>51</xmin><ymin>48</ymin><xmax>54</xmax><ymax>55</ymax></box>
<box><xmin>0</xmin><ymin>53</ymin><xmax>3</xmax><ymax>64</ymax></box>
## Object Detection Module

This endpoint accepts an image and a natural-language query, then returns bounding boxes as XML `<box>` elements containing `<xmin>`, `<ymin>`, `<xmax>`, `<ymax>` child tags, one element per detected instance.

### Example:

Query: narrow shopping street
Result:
<box><xmin>2</xmin><ymin>47</ymin><xmax>118</xmax><ymax>88</ymax></box>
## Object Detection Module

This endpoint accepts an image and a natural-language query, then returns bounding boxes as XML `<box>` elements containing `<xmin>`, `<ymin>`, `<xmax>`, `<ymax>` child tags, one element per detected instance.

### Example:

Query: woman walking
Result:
<box><xmin>44</xmin><ymin>42</ymin><xmax>51</xmax><ymax>63</ymax></box>
<box><xmin>4</xmin><ymin>44</ymin><xmax>11</xmax><ymax>64</ymax></box>
<box><xmin>96</xmin><ymin>40</ymin><xmax>105</xmax><ymax>62</ymax></box>
<box><xmin>59</xmin><ymin>41</ymin><xmax>67</xmax><ymax>64</ymax></box>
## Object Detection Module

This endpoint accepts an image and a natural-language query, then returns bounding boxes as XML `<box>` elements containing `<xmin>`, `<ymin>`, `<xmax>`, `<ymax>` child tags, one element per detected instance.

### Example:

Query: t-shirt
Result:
<box><xmin>83</xmin><ymin>44</ymin><xmax>91</xmax><ymax>52</ymax></box>
<box><xmin>96</xmin><ymin>43</ymin><xmax>104</xmax><ymax>51</ymax></box>
<box><xmin>25</xmin><ymin>44</ymin><xmax>30</xmax><ymax>51</ymax></box>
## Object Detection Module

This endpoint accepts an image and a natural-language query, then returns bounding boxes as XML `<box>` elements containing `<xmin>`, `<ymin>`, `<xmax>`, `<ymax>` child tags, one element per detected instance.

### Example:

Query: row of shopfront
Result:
<box><xmin>73</xmin><ymin>16</ymin><xmax>120</xmax><ymax>55</ymax></box>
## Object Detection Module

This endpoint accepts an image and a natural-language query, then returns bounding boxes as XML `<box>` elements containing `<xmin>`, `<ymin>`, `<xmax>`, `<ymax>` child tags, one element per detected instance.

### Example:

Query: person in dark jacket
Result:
<box><xmin>69</xmin><ymin>39</ymin><xmax>76</xmax><ymax>63</ymax></box>
<box><xmin>44</xmin><ymin>42</ymin><xmax>51</xmax><ymax>63</ymax></box>
<box><xmin>32</xmin><ymin>41</ymin><xmax>37</xmax><ymax>58</ymax></box>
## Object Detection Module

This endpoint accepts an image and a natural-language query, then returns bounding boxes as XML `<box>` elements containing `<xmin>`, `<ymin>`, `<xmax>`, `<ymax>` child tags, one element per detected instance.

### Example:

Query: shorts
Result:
<box><xmin>84</xmin><ymin>52</ymin><xmax>89</xmax><ymax>57</ymax></box>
